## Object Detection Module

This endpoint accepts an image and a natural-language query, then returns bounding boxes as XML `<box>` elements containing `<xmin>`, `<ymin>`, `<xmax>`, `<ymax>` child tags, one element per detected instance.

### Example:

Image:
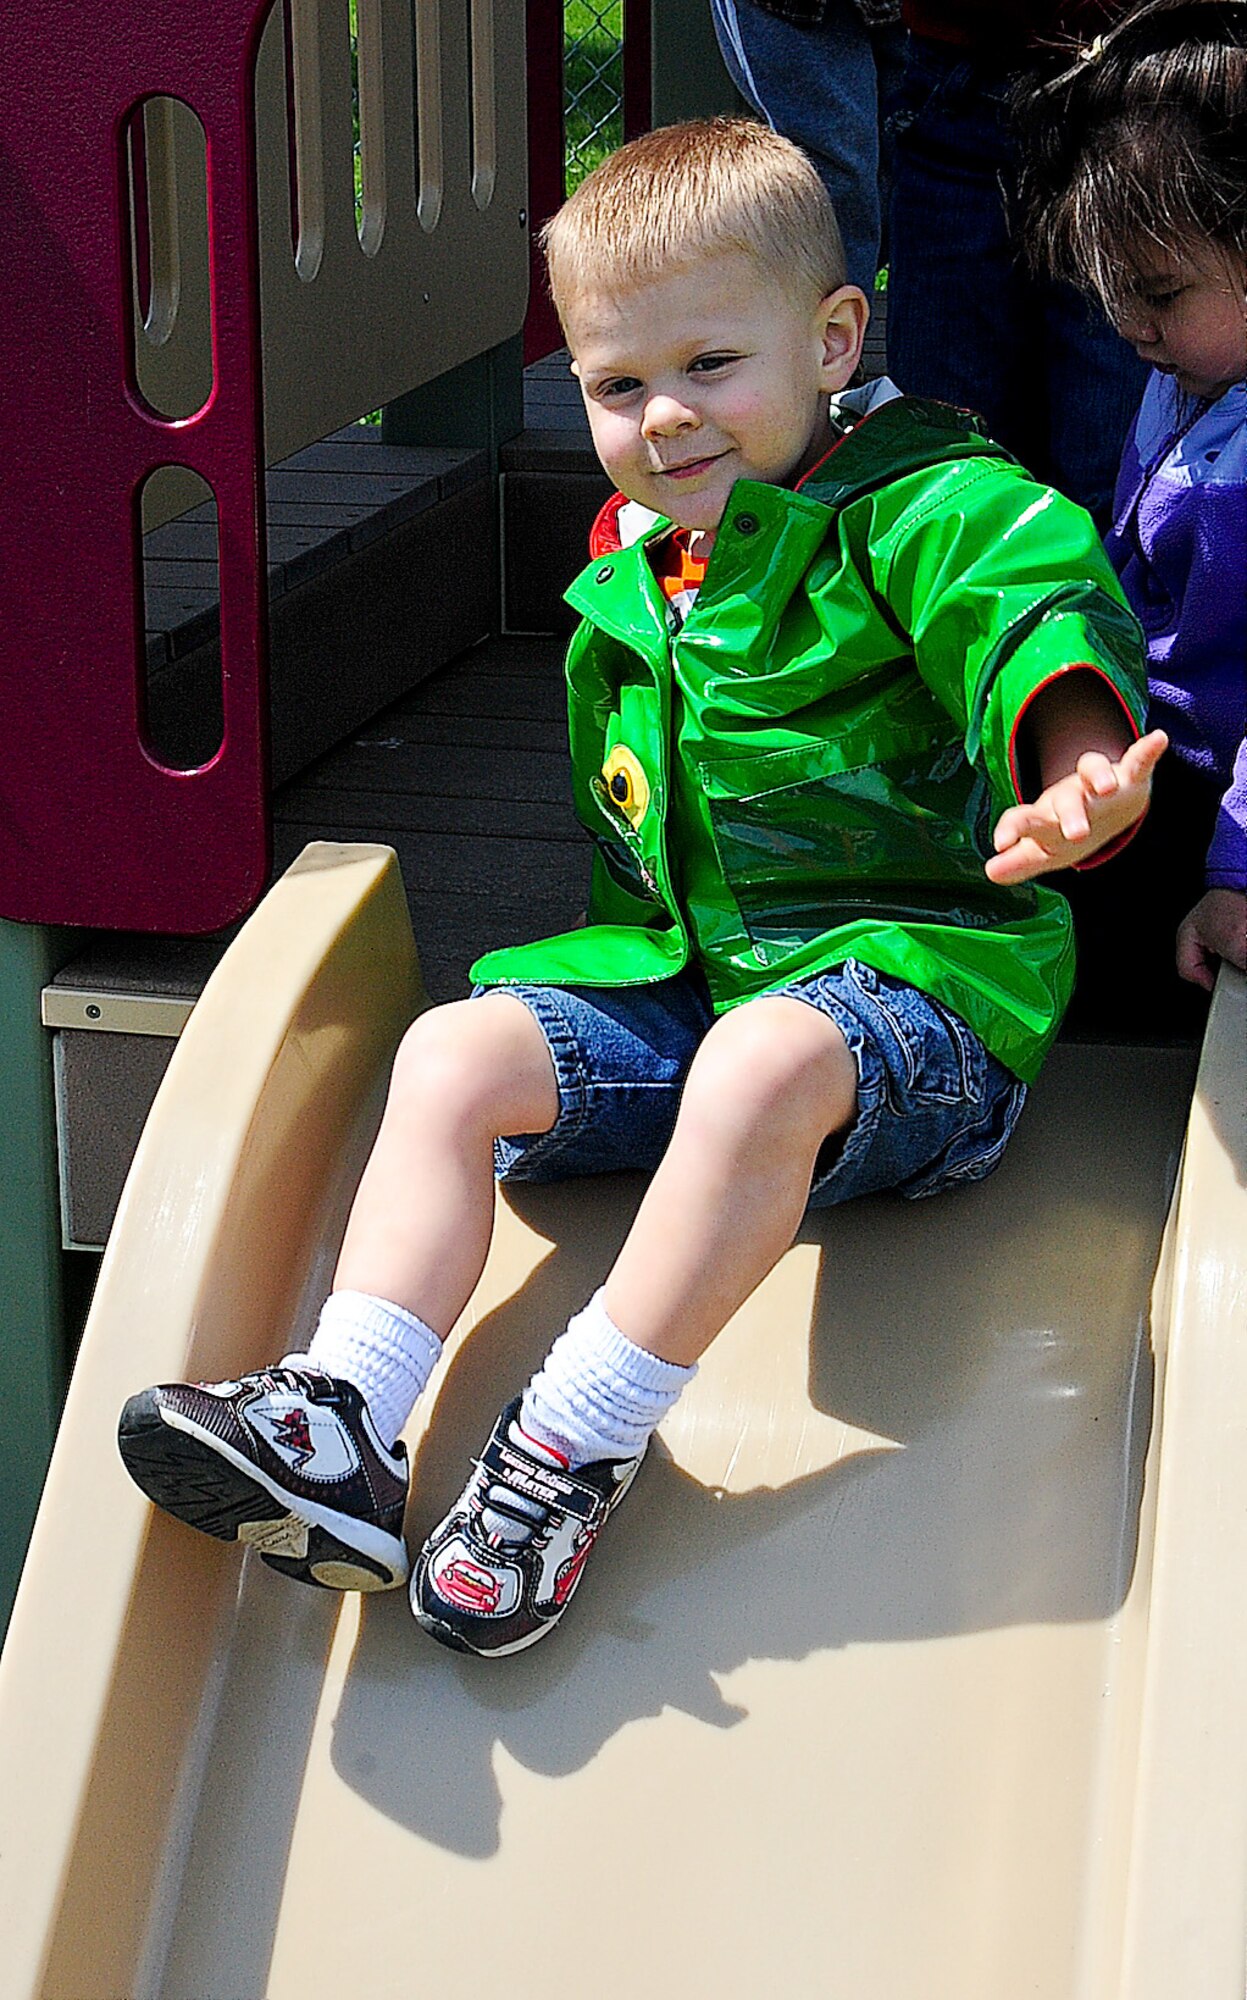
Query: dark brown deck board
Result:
<box><xmin>275</xmin><ymin>786</ymin><xmax>582</xmax><ymax>844</ymax></box>
<box><xmin>272</xmin><ymin>631</ymin><xmax>590</xmax><ymax>1000</ymax></box>
<box><xmin>395</xmin><ymin>677</ymin><xmax>569</xmax><ymax>725</ymax></box>
<box><xmin>272</xmin><ymin>820</ymin><xmax>587</xmax><ymax>902</ymax></box>
<box><xmin>296</xmin><ymin>739</ymin><xmax>573</xmax><ymax>806</ymax></box>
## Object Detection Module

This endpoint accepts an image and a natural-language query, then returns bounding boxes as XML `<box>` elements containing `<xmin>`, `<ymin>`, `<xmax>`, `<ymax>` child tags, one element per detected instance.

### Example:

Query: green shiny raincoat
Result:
<box><xmin>473</xmin><ymin>396</ymin><xmax>1147</xmax><ymax>1081</ymax></box>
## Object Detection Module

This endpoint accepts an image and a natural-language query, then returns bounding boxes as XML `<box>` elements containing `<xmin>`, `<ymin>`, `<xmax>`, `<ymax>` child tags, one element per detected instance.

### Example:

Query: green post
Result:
<box><xmin>0</xmin><ymin>919</ymin><xmax>73</xmax><ymax>1644</ymax></box>
<box><xmin>381</xmin><ymin>334</ymin><xmax>525</xmax><ymax>464</ymax></box>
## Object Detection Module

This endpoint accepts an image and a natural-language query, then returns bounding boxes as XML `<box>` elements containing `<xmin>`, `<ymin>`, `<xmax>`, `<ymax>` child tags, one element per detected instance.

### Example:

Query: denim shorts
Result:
<box><xmin>486</xmin><ymin>959</ymin><xmax>1027</xmax><ymax>1209</ymax></box>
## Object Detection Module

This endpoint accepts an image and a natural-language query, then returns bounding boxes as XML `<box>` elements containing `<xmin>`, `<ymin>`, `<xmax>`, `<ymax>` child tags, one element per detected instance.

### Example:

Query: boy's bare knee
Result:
<box><xmin>387</xmin><ymin>995</ymin><xmax>557</xmax><ymax>1135</ymax></box>
<box><xmin>680</xmin><ymin>996</ymin><xmax>856</xmax><ymax>1144</ymax></box>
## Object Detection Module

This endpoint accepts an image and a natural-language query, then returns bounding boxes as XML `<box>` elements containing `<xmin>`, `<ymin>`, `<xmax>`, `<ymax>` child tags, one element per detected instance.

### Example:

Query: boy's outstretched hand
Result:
<box><xmin>986</xmin><ymin>730</ymin><xmax>1168</xmax><ymax>885</ymax></box>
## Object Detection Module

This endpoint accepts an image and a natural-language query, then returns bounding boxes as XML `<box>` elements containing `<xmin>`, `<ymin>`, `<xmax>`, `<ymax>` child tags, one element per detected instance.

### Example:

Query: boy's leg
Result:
<box><xmin>293</xmin><ymin>990</ymin><xmax>561</xmax><ymax>1443</ymax></box>
<box><xmin>603</xmin><ymin>996</ymin><xmax>855</xmax><ymax>1365</ymax></box>
<box><xmin>414</xmin><ymin>997</ymin><xmax>855</xmax><ymax>1652</ymax></box>
<box><xmin>514</xmin><ymin>997</ymin><xmax>852</xmax><ymax>1460</ymax></box>
<box><xmin>329</xmin><ymin>992</ymin><xmax>560</xmax><ymax>1331</ymax></box>
<box><xmin>117</xmin><ymin>994</ymin><xmax>559</xmax><ymax>1590</ymax></box>
<box><xmin>414</xmin><ymin>968</ymin><xmax>1027</xmax><ymax>1653</ymax></box>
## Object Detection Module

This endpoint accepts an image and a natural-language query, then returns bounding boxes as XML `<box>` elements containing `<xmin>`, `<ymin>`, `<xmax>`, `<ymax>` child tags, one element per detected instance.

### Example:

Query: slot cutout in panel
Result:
<box><xmin>353</xmin><ymin>0</ymin><xmax>387</xmax><ymax>253</ymax></box>
<box><xmin>468</xmin><ymin>0</ymin><xmax>497</xmax><ymax>210</ymax></box>
<box><xmin>124</xmin><ymin>98</ymin><xmax>214</xmax><ymax>420</ymax></box>
<box><xmin>139</xmin><ymin>467</ymin><xmax>225</xmax><ymax>773</ymax></box>
<box><xmin>285</xmin><ymin>0</ymin><xmax>327</xmax><ymax>282</ymax></box>
<box><xmin>413</xmin><ymin>0</ymin><xmax>443</xmax><ymax>231</ymax></box>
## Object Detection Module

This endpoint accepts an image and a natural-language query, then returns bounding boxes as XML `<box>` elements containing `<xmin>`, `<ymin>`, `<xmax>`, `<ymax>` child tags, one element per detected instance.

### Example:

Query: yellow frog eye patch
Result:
<box><xmin>601</xmin><ymin>745</ymin><xmax>650</xmax><ymax>829</ymax></box>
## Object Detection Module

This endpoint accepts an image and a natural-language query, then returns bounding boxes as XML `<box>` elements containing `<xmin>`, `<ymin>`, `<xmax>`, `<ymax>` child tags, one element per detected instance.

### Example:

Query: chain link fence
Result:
<box><xmin>564</xmin><ymin>0</ymin><xmax>623</xmax><ymax>193</ymax></box>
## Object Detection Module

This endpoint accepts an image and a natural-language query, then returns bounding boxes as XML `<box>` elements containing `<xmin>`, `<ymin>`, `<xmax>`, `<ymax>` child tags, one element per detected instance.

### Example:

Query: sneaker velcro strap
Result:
<box><xmin>479</xmin><ymin>1435</ymin><xmax>603</xmax><ymax>1526</ymax></box>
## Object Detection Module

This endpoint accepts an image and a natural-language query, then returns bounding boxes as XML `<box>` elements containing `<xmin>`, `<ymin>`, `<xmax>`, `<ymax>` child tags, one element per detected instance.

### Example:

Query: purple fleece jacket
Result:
<box><xmin>1105</xmin><ymin>372</ymin><xmax>1247</xmax><ymax>890</ymax></box>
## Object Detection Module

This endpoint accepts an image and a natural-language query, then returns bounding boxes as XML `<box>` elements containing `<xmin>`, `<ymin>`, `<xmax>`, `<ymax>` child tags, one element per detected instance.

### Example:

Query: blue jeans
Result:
<box><xmin>488</xmin><ymin>961</ymin><xmax>1027</xmax><ymax>1208</ymax></box>
<box><xmin>709</xmin><ymin>0</ymin><xmax>906</xmax><ymax>293</ymax></box>
<box><xmin>885</xmin><ymin>34</ymin><xmax>1148</xmax><ymax>529</ymax></box>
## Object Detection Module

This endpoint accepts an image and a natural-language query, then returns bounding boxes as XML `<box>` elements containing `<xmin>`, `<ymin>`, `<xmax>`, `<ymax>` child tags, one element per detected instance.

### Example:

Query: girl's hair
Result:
<box><xmin>1013</xmin><ymin>0</ymin><xmax>1247</xmax><ymax>315</ymax></box>
<box><xmin>540</xmin><ymin>117</ymin><xmax>846</xmax><ymax>327</ymax></box>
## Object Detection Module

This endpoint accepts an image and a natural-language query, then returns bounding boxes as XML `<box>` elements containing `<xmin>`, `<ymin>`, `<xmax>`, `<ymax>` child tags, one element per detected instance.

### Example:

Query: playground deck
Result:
<box><xmin>271</xmin><ymin>630</ymin><xmax>588</xmax><ymax>1002</ymax></box>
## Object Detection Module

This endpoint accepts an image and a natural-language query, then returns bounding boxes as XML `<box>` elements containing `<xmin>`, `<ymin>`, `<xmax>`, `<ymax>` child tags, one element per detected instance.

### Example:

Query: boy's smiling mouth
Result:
<box><xmin>657</xmin><ymin>451</ymin><xmax>730</xmax><ymax>480</ymax></box>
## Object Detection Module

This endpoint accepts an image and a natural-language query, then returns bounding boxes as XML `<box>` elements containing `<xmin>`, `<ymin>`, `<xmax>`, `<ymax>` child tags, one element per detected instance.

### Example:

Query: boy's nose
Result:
<box><xmin>642</xmin><ymin>393</ymin><xmax>699</xmax><ymax>438</ymax></box>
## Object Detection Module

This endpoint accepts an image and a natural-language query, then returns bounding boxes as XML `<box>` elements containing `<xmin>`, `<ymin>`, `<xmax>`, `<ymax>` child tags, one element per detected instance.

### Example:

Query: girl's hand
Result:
<box><xmin>1176</xmin><ymin>889</ymin><xmax>1247</xmax><ymax>989</ymax></box>
<box><xmin>985</xmin><ymin>730</ymin><xmax>1168</xmax><ymax>885</ymax></box>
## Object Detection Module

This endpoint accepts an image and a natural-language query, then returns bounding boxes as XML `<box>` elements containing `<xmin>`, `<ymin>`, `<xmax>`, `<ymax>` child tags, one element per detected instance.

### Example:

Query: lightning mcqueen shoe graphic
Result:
<box><xmin>117</xmin><ymin>1366</ymin><xmax>410</xmax><ymax>1591</ymax></box>
<box><xmin>411</xmin><ymin>1398</ymin><xmax>644</xmax><ymax>1655</ymax></box>
<box><xmin>436</xmin><ymin>1555</ymin><xmax>504</xmax><ymax>1615</ymax></box>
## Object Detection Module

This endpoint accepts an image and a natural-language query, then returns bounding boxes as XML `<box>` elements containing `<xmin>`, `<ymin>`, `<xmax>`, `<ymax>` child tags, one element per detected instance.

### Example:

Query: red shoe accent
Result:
<box><xmin>515</xmin><ymin>1421</ymin><xmax>570</xmax><ymax>1469</ymax></box>
<box><xmin>438</xmin><ymin>1556</ymin><xmax>503</xmax><ymax>1614</ymax></box>
<box><xmin>272</xmin><ymin>1407</ymin><xmax>314</xmax><ymax>1467</ymax></box>
<box><xmin>553</xmin><ymin>1530</ymin><xmax>596</xmax><ymax>1606</ymax></box>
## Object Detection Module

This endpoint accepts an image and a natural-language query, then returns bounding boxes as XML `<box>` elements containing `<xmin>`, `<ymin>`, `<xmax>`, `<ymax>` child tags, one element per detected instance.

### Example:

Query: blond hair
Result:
<box><xmin>542</xmin><ymin>117</ymin><xmax>847</xmax><ymax>326</ymax></box>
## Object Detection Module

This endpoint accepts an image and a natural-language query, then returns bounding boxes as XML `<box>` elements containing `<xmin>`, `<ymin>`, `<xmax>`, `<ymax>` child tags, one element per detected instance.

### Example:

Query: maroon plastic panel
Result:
<box><xmin>0</xmin><ymin>1</ymin><xmax>273</xmax><ymax>933</ymax></box>
<box><xmin>523</xmin><ymin>0</ymin><xmax>564</xmax><ymax>366</ymax></box>
<box><xmin>622</xmin><ymin>0</ymin><xmax>653</xmax><ymax>142</ymax></box>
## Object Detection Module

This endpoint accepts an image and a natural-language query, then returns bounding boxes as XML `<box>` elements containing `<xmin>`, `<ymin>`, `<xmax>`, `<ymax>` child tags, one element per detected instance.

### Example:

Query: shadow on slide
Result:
<box><xmin>0</xmin><ymin>844</ymin><xmax>1243</xmax><ymax>2000</ymax></box>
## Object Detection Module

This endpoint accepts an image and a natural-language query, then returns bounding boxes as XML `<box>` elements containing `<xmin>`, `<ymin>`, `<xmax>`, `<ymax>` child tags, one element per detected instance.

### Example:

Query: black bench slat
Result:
<box><xmin>284</xmin><ymin>441</ymin><xmax>487</xmax><ymax>499</ymax></box>
<box><xmin>298</xmin><ymin>737</ymin><xmax>572</xmax><ymax>806</ymax></box>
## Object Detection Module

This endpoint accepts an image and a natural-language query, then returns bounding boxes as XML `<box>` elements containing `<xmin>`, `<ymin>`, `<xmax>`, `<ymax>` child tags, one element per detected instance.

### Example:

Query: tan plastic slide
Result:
<box><xmin>0</xmin><ymin>843</ymin><xmax>1244</xmax><ymax>2000</ymax></box>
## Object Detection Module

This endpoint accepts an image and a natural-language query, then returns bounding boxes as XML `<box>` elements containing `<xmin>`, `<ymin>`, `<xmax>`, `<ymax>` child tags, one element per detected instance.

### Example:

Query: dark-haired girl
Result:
<box><xmin>1016</xmin><ymin>0</ymin><xmax>1246</xmax><ymax>1016</ymax></box>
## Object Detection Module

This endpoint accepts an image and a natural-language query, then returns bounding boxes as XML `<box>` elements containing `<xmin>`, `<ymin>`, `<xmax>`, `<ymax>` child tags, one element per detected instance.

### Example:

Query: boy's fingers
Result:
<box><xmin>1076</xmin><ymin>751</ymin><xmax>1119</xmax><ymax>797</ymax></box>
<box><xmin>990</xmin><ymin>730</ymin><xmax>1169</xmax><ymax>887</ymax></box>
<box><xmin>993</xmin><ymin>802</ymin><xmax>1054</xmax><ymax>852</ymax></box>
<box><xmin>985</xmin><ymin>845</ymin><xmax>1025</xmax><ymax>883</ymax></box>
<box><xmin>1047</xmin><ymin>776</ymin><xmax>1088</xmax><ymax>843</ymax></box>
<box><xmin>985</xmin><ymin>836</ymin><xmax>1055</xmax><ymax>884</ymax></box>
<box><xmin>988</xmin><ymin>802</ymin><xmax>1068</xmax><ymax>878</ymax></box>
<box><xmin>1057</xmin><ymin>802</ymin><xmax>1090</xmax><ymax>841</ymax></box>
<box><xmin>1120</xmin><ymin>729</ymin><xmax>1168</xmax><ymax>784</ymax></box>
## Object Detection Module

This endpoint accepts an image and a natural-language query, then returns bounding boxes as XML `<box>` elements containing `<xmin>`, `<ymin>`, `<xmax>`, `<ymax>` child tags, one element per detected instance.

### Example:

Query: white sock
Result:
<box><xmin>292</xmin><ymin>1290</ymin><xmax>441</xmax><ymax>1451</ymax></box>
<box><xmin>519</xmin><ymin>1288</ymin><xmax>696</xmax><ymax>1468</ymax></box>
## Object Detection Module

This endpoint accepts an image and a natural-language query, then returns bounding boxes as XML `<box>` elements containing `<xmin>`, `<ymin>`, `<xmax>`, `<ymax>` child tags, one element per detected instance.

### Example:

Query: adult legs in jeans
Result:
<box><xmin>886</xmin><ymin>35</ymin><xmax>1147</xmax><ymax>526</ymax></box>
<box><xmin>709</xmin><ymin>0</ymin><xmax>905</xmax><ymax>293</ymax></box>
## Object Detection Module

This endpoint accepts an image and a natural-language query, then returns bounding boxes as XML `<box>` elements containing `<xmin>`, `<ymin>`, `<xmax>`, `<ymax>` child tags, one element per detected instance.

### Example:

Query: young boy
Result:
<box><xmin>119</xmin><ymin>118</ymin><xmax>1162</xmax><ymax>1657</ymax></box>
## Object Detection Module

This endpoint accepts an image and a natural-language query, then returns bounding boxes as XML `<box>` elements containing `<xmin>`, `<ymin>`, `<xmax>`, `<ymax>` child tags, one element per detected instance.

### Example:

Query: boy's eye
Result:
<box><xmin>1141</xmin><ymin>287</ymin><xmax>1182</xmax><ymax>311</ymax></box>
<box><xmin>689</xmin><ymin>352</ymin><xmax>738</xmax><ymax>375</ymax></box>
<box><xmin>598</xmin><ymin>376</ymin><xmax>642</xmax><ymax>401</ymax></box>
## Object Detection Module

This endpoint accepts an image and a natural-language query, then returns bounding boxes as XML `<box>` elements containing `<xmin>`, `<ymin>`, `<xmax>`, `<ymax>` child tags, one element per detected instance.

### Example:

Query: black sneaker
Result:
<box><xmin>117</xmin><ymin>1367</ymin><xmax>409</xmax><ymax>1591</ymax></box>
<box><xmin>411</xmin><ymin>1398</ymin><xmax>643</xmax><ymax>1655</ymax></box>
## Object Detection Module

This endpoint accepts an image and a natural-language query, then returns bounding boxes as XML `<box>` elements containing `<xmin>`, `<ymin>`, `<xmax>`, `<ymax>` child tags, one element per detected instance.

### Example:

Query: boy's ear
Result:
<box><xmin>817</xmin><ymin>285</ymin><xmax>869</xmax><ymax>390</ymax></box>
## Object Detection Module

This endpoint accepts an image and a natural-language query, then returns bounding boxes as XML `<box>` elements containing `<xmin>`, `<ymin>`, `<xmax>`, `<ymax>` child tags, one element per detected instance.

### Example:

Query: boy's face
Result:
<box><xmin>1113</xmin><ymin>244</ymin><xmax>1247</xmax><ymax>402</ymax></box>
<box><xmin>565</xmin><ymin>252</ymin><xmax>868</xmax><ymax>537</ymax></box>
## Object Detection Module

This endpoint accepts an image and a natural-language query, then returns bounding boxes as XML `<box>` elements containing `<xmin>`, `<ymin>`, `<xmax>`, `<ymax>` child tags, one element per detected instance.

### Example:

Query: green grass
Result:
<box><xmin>564</xmin><ymin>1</ymin><xmax>623</xmax><ymax>194</ymax></box>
